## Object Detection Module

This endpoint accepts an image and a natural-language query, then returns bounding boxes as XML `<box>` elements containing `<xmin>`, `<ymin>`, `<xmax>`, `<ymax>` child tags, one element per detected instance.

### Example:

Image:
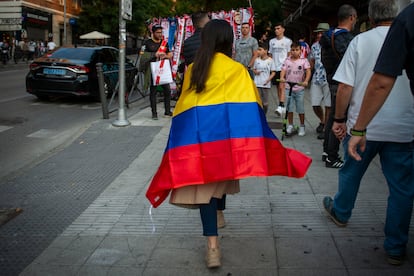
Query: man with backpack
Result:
<box><xmin>320</xmin><ymin>4</ymin><xmax>357</xmax><ymax>168</ymax></box>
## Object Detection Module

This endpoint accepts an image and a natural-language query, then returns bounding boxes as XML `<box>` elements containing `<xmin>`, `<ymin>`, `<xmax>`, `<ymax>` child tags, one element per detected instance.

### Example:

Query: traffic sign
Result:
<box><xmin>122</xmin><ymin>0</ymin><xmax>132</xmax><ymax>21</ymax></box>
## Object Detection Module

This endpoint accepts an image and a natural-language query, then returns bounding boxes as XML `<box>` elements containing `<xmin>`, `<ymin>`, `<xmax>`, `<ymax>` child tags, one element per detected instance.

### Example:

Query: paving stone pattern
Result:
<box><xmin>3</xmin><ymin>93</ymin><xmax>414</xmax><ymax>275</ymax></box>
<box><xmin>0</xmin><ymin>121</ymin><xmax>160</xmax><ymax>276</ymax></box>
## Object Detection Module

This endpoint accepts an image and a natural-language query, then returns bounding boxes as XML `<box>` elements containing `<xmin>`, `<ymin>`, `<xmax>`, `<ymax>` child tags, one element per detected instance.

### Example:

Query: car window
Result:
<box><xmin>101</xmin><ymin>49</ymin><xmax>117</xmax><ymax>63</ymax></box>
<box><xmin>94</xmin><ymin>51</ymin><xmax>105</xmax><ymax>63</ymax></box>
<box><xmin>50</xmin><ymin>48</ymin><xmax>94</xmax><ymax>61</ymax></box>
<box><xmin>110</xmin><ymin>49</ymin><xmax>120</xmax><ymax>62</ymax></box>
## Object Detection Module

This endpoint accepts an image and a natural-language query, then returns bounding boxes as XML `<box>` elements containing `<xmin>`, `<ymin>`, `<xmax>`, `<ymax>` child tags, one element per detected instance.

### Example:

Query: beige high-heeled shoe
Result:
<box><xmin>217</xmin><ymin>210</ymin><xmax>225</xmax><ymax>228</ymax></box>
<box><xmin>206</xmin><ymin>247</ymin><xmax>221</xmax><ymax>268</ymax></box>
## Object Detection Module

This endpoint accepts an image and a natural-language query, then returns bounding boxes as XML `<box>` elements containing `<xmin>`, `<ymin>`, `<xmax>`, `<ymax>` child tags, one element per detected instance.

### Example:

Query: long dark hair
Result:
<box><xmin>190</xmin><ymin>19</ymin><xmax>234</xmax><ymax>93</ymax></box>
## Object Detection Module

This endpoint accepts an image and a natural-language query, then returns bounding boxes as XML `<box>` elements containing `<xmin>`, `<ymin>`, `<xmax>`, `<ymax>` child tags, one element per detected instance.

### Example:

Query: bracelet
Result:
<box><xmin>333</xmin><ymin>117</ymin><xmax>346</xmax><ymax>123</ymax></box>
<box><xmin>350</xmin><ymin>128</ymin><xmax>367</xmax><ymax>136</ymax></box>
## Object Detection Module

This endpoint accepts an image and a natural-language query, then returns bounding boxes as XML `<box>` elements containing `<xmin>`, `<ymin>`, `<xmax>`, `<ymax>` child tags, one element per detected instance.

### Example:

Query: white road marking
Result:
<box><xmin>128</xmin><ymin>109</ymin><xmax>172</xmax><ymax>127</ymax></box>
<box><xmin>0</xmin><ymin>95</ymin><xmax>32</xmax><ymax>104</ymax></box>
<box><xmin>82</xmin><ymin>104</ymin><xmax>101</xmax><ymax>110</ymax></box>
<box><xmin>0</xmin><ymin>125</ymin><xmax>13</xmax><ymax>133</ymax></box>
<box><xmin>59</xmin><ymin>104</ymin><xmax>77</xmax><ymax>108</ymax></box>
<box><xmin>27</xmin><ymin>129</ymin><xmax>59</xmax><ymax>138</ymax></box>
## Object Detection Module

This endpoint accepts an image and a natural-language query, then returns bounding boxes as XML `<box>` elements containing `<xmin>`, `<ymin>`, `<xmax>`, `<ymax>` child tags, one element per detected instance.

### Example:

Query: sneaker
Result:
<box><xmin>152</xmin><ymin>113</ymin><xmax>158</xmax><ymax>120</ymax></box>
<box><xmin>387</xmin><ymin>253</ymin><xmax>405</xmax><ymax>266</ymax></box>
<box><xmin>164</xmin><ymin>111</ymin><xmax>173</xmax><ymax>117</ymax></box>
<box><xmin>298</xmin><ymin>126</ymin><xmax>305</xmax><ymax>136</ymax></box>
<box><xmin>206</xmin><ymin>247</ymin><xmax>221</xmax><ymax>268</ymax></box>
<box><xmin>275</xmin><ymin>106</ymin><xmax>285</xmax><ymax>116</ymax></box>
<box><xmin>322</xmin><ymin>152</ymin><xmax>328</xmax><ymax>162</ymax></box>
<box><xmin>322</xmin><ymin>196</ymin><xmax>347</xmax><ymax>227</ymax></box>
<box><xmin>325</xmin><ymin>157</ymin><xmax>344</xmax><ymax>168</ymax></box>
<box><xmin>316</xmin><ymin>123</ymin><xmax>325</xmax><ymax>133</ymax></box>
<box><xmin>286</xmin><ymin>124</ymin><xmax>294</xmax><ymax>134</ymax></box>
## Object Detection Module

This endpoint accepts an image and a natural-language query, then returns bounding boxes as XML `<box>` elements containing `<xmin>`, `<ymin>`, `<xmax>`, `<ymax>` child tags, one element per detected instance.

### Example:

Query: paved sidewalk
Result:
<box><xmin>15</xmin><ymin>90</ymin><xmax>414</xmax><ymax>275</ymax></box>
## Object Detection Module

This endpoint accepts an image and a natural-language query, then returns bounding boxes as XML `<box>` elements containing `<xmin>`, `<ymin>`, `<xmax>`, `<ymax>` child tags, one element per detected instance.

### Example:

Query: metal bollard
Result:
<box><xmin>96</xmin><ymin>63</ymin><xmax>109</xmax><ymax>119</ymax></box>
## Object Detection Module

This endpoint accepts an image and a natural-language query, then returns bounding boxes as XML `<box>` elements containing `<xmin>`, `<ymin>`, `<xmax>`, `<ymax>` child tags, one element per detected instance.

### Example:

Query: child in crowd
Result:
<box><xmin>280</xmin><ymin>41</ymin><xmax>311</xmax><ymax>136</ymax></box>
<box><xmin>252</xmin><ymin>43</ymin><xmax>276</xmax><ymax>114</ymax></box>
<box><xmin>298</xmin><ymin>33</ymin><xmax>311</xmax><ymax>59</ymax></box>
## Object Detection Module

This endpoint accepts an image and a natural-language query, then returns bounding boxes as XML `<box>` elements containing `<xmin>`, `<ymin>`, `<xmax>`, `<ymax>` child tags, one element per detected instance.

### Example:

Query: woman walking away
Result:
<box><xmin>146</xmin><ymin>19</ymin><xmax>312</xmax><ymax>269</ymax></box>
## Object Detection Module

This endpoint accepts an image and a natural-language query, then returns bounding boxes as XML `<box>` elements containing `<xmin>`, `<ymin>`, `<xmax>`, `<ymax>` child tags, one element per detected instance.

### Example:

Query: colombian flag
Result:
<box><xmin>146</xmin><ymin>53</ymin><xmax>312</xmax><ymax>207</ymax></box>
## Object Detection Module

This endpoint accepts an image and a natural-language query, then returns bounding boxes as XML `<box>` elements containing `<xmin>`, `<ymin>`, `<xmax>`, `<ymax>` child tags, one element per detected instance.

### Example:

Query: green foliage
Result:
<box><xmin>77</xmin><ymin>0</ymin><xmax>118</xmax><ymax>45</ymax></box>
<box><xmin>78</xmin><ymin>0</ymin><xmax>175</xmax><ymax>45</ymax></box>
<box><xmin>132</xmin><ymin>0</ymin><xmax>176</xmax><ymax>35</ymax></box>
<box><xmin>250</xmin><ymin>0</ymin><xmax>283</xmax><ymax>36</ymax></box>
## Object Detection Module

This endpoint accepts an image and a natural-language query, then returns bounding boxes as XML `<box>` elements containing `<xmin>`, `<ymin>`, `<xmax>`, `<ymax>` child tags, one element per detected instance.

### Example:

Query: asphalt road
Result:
<box><xmin>0</xmin><ymin>66</ymin><xmax>108</xmax><ymax>181</ymax></box>
<box><xmin>0</xmin><ymin>55</ymin><xmax>147</xmax><ymax>181</ymax></box>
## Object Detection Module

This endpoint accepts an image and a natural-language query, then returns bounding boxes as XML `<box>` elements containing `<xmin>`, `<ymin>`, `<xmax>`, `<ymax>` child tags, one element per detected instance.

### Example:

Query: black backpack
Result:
<box><xmin>320</xmin><ymin>28</ymin><xmax>353</xmax><ymax>83</ymax></box>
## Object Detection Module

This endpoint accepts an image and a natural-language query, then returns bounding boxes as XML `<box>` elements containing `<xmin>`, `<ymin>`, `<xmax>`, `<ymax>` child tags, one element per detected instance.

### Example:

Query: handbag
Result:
<box><xmin>150</xmin><ymin>59</ymin><xmax>173</xmax><ymax>86</ymax></box>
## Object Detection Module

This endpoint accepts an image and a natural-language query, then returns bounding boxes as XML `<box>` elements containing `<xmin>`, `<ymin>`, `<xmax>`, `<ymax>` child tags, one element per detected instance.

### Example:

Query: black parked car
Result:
<box><xmin>25</xmin><ymin>46</ymin><xmax>138</xmax><ymax>100</ymax></box>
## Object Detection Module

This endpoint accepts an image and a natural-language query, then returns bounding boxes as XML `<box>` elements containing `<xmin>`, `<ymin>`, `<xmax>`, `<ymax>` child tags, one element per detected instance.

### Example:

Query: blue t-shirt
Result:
<box><xmin>374</xmin><ymin>3</ymin><xmax>414</xmax><ymax>94</ymax></box>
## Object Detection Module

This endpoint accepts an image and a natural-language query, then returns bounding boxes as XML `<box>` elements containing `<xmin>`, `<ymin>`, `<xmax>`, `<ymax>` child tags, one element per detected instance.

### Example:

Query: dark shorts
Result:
<box><xmin>271</xmin><ymin>71</ymin><xmax>281</xmax><ymax>85</ymax></box>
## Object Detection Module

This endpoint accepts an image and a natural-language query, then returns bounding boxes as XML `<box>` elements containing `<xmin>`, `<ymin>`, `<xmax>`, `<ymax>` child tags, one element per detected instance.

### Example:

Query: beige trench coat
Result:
<box><xmin>169</xmin><ymin>180</ymin><xmax>240</xmax><ymax>208</ymax></box>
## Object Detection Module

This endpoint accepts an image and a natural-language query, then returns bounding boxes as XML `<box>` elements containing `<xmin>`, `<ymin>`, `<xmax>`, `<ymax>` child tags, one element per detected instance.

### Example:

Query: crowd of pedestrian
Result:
<box><xmin>0</xmin><ymin>37</ymin><xmax>57</xmax><ymax>65</ymax></box>
<box><xmin>142</xmin><ymin>0</ymin><xmax>414</xmax><ymax>268</ymax></box>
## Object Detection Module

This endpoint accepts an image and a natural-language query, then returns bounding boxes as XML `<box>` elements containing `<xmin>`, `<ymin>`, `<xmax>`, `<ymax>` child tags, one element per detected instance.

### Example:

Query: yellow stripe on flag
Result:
<box><xmin>174</xmin><ymin>53</ymin><xmax>262</xmax><ymax>116</ymax></box>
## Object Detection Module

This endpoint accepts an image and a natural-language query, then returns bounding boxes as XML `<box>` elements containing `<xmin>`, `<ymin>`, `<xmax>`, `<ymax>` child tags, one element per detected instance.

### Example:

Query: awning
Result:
<box><xmin>79</xmin><ymin>31</ymin><xmax>110</xmax><ymax>39</ymax></box>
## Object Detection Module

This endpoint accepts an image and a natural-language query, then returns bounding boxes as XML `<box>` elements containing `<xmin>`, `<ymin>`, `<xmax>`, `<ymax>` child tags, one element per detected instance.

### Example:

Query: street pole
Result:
<box><xmin>112</xmin><ymin>0</ymin><xmax>130</xmax><ymax>127</ymax></box>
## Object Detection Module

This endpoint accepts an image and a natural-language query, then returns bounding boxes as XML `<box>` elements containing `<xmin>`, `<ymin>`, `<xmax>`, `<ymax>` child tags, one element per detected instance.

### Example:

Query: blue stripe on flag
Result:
<box><xmin>167</xmin><ymin>102</ymin><xmax>276</xmax><ymax>150</ymax></box>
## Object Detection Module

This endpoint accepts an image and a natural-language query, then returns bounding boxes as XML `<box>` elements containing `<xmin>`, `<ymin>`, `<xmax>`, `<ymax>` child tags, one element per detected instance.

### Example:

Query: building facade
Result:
<box><xmin>0</xmin><ymin>0</ymin><xmax>82</xmax><ymax>46</ymax></box>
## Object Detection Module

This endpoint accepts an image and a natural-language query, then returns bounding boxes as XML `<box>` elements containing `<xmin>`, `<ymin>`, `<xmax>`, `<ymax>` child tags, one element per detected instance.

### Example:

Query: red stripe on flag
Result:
<box><xmin>146</xmin><ymin>137</ymin><xmax>311</xmax><ymax>207</ymax></box>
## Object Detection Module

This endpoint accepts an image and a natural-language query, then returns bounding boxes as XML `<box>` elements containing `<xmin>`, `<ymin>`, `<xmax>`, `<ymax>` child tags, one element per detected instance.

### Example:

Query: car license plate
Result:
<box><xmin>43</xmin><ymin>68</ymin><xmax>66</xmax><ymax>75</ymax></box>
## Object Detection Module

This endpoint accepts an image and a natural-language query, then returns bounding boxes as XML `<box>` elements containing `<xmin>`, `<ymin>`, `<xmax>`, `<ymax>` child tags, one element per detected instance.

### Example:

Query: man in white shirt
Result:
<box><xmin>47</xmin><ymin>39</ymin><xmax>56</xmax><ymax>51</ymax></box>
<box><xmin>268</xmin><ymin>23</ymin><xmax>292</xmax><ymax>116</ymax></box>
<box><xmin>322</xmin><ymin>0</ymin><xmax>414</xmax><ymax>266</ymax></box>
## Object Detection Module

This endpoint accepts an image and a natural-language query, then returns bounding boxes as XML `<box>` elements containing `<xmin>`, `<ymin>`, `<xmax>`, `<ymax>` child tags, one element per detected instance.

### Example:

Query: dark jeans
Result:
<box><xmin>150</xmin><ymin>84</ymin><xmax>171</xmax><ymax>115</ymax></box>
<box><xmin>199</xmin><ymin>195</ymin><xmax>226</xmax><ymax>236</ymax></box>
<box><xmin>323</xmin><ymin>84</ymin><xmax>341</xmax><ymax>160</ymax></box>
<box><xmin>334</xmin><ymin>136</ymin><xmax>414</xmax><ymax>256</ymax></box>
